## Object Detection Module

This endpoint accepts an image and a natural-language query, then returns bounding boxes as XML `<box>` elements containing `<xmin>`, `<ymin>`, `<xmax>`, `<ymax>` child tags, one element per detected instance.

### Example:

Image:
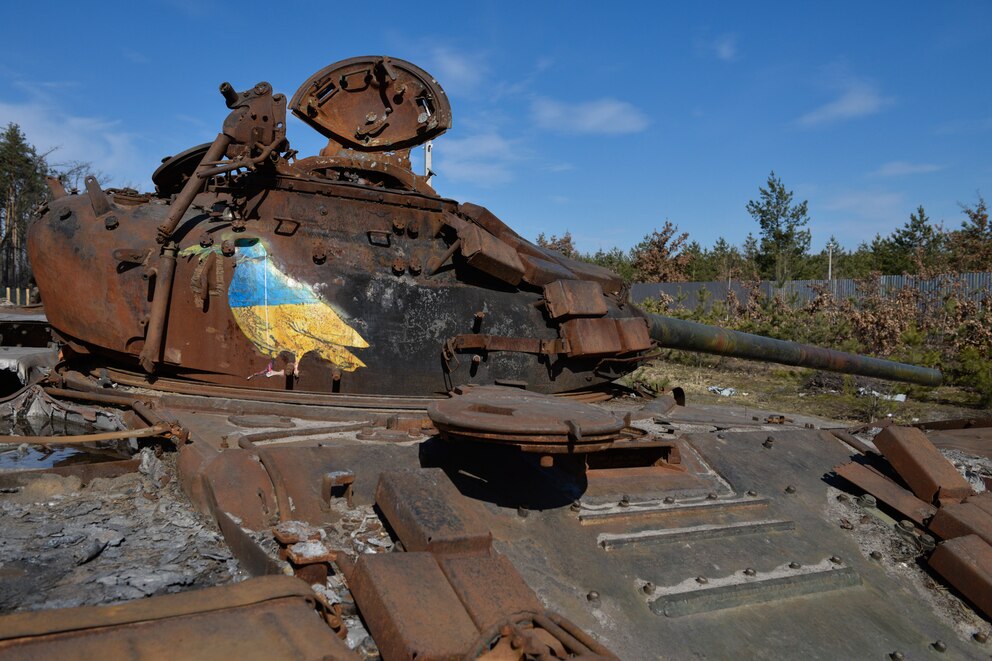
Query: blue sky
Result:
<box><xmin>1</xmin><ymin>1</ymin><xmax>989</xmax><ymax>254</ymax></box>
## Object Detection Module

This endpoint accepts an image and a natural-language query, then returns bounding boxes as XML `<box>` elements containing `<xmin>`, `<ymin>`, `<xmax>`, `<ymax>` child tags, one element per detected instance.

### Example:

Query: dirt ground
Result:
<box><xmin>625</xmin><ymin>356</ymin><xmax>990</xmax><ymax>426</ymax></box>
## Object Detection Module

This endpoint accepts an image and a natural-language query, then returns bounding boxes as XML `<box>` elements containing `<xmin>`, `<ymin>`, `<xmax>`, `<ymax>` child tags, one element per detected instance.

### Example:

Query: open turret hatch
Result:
<box><xmin>290</xmin><ymin>56</ymin><xmax>452</xmax><ymax>152</ymax></box>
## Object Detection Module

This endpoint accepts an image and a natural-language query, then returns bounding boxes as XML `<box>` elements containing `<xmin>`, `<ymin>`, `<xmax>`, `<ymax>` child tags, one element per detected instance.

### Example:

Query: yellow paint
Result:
<box><xmin>181</xmin><ymin>238</ymin><xmax>370</xmax><ymax>373</ymax></box>
<box><xmin>230</xmin><ymin>302</ymin><xmax>369</xmax><ymax>372</ymax></box>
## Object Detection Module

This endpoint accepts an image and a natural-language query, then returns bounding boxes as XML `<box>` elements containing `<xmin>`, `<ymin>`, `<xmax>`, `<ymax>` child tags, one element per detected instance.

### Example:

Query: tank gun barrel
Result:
<box><xmin>642</xmin><ymin>312</ymin><xmax>942</xmax><ymax>387</ymax></box>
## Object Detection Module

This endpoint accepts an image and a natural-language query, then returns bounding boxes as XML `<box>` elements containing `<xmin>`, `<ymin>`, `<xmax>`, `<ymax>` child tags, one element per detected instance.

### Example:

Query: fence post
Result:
<box><xmin>4</xmin><ymin>287</ymin><xmax>9</xmax><ymax>304</ymax></box>
<box><xmin>15</xmin><ymin>288</ymin><xmax>20</xmax><ymax>306</ymax></box>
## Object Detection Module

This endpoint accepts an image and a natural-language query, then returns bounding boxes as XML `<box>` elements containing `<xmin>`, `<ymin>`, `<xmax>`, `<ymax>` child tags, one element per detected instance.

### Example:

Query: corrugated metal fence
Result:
<box><xmin>631</xmin><ymin>272</ymin><xmax>992</xmax><ymax>310</ymax></box>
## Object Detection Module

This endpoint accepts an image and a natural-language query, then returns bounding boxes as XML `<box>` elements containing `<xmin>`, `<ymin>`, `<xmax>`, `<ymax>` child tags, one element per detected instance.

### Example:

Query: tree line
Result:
<box><xmin>0</xmin><ymin>123</ymin><xmax>96</xmax><ymax>287</ymax></box>
<box><xmin>538</xmin><ymin>172</ymin><xmax>991</xmax><ymax>285</ymax></box>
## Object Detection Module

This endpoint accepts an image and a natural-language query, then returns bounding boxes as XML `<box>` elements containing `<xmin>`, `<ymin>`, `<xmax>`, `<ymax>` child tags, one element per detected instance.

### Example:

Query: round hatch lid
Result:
<box><xmin>428</xmin><ymin>385</ymin><xmax>627</xmax><ymax>452</ymax></box>
<box><xmin>290</xmin><ymin>56</ymin><xmax>452</xmax><ymax>152</ymax></box>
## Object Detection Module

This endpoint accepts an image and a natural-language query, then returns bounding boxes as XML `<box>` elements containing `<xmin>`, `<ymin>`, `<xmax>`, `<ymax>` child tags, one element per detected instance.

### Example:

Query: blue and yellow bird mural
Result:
<box><xmin>182</xmin><ymin>239</ymin><xmax>368</xmax><ymax>374</ymax></box>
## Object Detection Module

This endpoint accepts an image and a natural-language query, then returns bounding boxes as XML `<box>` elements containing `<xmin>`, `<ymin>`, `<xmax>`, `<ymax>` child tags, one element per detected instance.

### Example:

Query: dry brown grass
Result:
<box><xmin>625</xmin><ymin>356</ymin><xmax>987</xmax><ymax>425</ymax></box>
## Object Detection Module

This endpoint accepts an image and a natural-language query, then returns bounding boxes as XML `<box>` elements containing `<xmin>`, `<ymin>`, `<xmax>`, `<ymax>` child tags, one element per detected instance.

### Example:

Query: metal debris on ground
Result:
<box><xmin>0</xmin><ymin>450</ymin><xmax>244</xmax><ymax>612</ymax></box>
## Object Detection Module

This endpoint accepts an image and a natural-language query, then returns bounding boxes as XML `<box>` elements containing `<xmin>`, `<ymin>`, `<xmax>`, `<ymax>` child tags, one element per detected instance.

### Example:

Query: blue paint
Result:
<box><xmin>227</xmin><ymin>241</ymin><xmax>321</xmax><ymax>308</ymax></box>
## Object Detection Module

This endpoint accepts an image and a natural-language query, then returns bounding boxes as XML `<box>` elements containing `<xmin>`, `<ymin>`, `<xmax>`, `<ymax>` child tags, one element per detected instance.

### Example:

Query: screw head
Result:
<box><xmin>829</xmin><ymin>555</ymin><xmax>842</xmax><ymax>564</ymax></box>
<box><xmin>619</xmin><ymin>495</ymin><xmax>630</xmax><ymax>508</ymax></box>
<box><xmin>870</xmin><ymin>550</ymin><xmax>883</xmax><ymax>561</ymax></box>
<box><xmin>570</xmin><ymin>500</ymin><xmax>582</xmax><ymax>512</ymax></box>
<box><xmin>707</xmin><ymin>492</ymin><xmax>718</xmax><ymax>500</ymax></box>
<box><xmin>586</xmin><ymin>590</ymin><xmax>599</xmax><ymax>602</ymax></box>
<box><xmin>695</xmin><ymin>576</ymin><xmax>708</xmax><ymax>584</ymax></box>
<box><xmin>762</xmin><ymin>436</ymin><xmax>774</xmax><ymax>448</ymax></box>
<box><xmin>889</xmin><ymin>652</ymin><xmax>904</xmax><ymax>661</ymax></box>
<box><xmin>663</xmin><ymin>496</ymin><xmax>676</xmax><ymax>504</ymax></box>
<box><xmin>898</xmin><ymin>520</ymin><xmax>915</xmax><ymax>531</ymax></box>
<box><xmin>973</xmin><ymin>631</ymin><xmax>988</xmax><ymax>643</ymax></box>
<box><xmin>104</xmin><ymin>215</ymin><xmax>119</xmax><ymax>230</ymax></box>
<box><xmin>789</xmin><ymin>561</ymin><xmax>801</xmax><ymax>569</ymax></box>
<box><xmin>743</xmin><ymin>568</ymin><xmax>756</xmax><ymax>576</ymax></box>
<box><xmin>931</xmin><ymin>640</ymin><xmax>947</xmax><ymax>653</ymax></box>
<box><xmin>641</xmin><ymin>582</ymin><xmax>655</xmax><ymax>594</ymax></box>
<box><xmin>517</xmin><ymin>505</ymin><xmax>529</xmax><ymax>518</ymax></box>
<box><xmin>784</xmin><ymin>485</ymin><xmax>797</xmax><ymax>494</ymax></box>
<box><xmin>745</xmin><ymin>490</ymin><xmax>758</xmax><ymax>497</ymax></box>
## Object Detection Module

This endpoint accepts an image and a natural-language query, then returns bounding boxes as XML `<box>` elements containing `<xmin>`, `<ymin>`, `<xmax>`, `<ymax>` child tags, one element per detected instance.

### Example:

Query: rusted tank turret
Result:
<box><xmin>27</xmin><ymin>56</ymin><xmax>941</xmax><ymax>396</ymax></box>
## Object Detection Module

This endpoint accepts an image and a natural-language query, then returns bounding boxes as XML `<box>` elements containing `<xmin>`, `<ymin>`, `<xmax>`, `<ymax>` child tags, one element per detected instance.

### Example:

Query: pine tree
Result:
<box><xmin>0</xmin><ymin>124</ymin><xmax>48</xmax><ymax>286</ymax></box>
<box><xmin>746</xmin><ymin>172</ymin><xmax>811</xmax><ymax>285</ymax></box>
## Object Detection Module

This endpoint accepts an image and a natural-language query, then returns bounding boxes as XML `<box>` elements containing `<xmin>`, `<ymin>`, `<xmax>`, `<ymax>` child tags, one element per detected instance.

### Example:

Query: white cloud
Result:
<box><xmin>427</xmin><ymin>47</ymin><xmax>488</xmax><ymax>97</ymax></box>
<box><xmin>797</xmin><ymin>79</ymin><xmax>891</xmax><ymax>127</ymax></box>
<box><xmin>433</xmin><ymin>131</ymin><xmax>526</xmax><ymax>186</ymax></box>
<box><xmin>817</xmin><ymin>189</ymin><xmax>909</xmax><ymax>244</ymax></box>
<box><xmin>531</xmin><ymin>97</ymin><xmax>649</xmax><ymax>135</ymax></box>
<box><xmin>712</xmin><ymin>34</ymin><xmax>738</xmax><ymax>62</ymax></box>
<box><xmin>871</xmin><ymin>160</ymin><xmax>944</xmax><ymax>177</ymax></box>
<box><xmin>824</xmin><ymin>190</ymin><xmax>905</xmax><ymax>220</ymax></box>
<box><xmin>0</xmin><ymin>86</ymin><xmax>146</xmax><ymax>188</ymax></box>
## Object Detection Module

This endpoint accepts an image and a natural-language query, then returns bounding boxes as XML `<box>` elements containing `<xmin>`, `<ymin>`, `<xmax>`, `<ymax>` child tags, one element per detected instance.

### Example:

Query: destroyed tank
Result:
<box><xmin>27</xmin><ymin>56</ymin><xmax>940</xmax><ymax>397</ymax></box>
<box><xmin>5</xmin><ymin>56</ymin><xmax>991</xmax><ymax>661</ymax></box>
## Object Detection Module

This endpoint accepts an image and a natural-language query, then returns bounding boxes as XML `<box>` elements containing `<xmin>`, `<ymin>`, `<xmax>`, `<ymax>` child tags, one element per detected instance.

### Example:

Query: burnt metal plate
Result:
<box><xmin>0</xmin><ymin>576</ymin><xmax>355</xmax><ymax>660</ymax></box>
<box><xmin>289</xmin><ymin>56</ymin><xmax>452</xmax><ymax>151</ymax></box>
<box><xmin>428</xmin><ymin>385</ymin><xmax>625</xmax><ymax>438</ymax></box>
<box><xmin>543</xmin><ymin>279</ymin><xmax>608</xmax><ymax>319</ymax></box>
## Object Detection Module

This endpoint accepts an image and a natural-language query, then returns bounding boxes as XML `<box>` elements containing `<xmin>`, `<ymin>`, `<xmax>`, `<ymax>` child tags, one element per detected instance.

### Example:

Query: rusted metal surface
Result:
<box><xmin>290</xmin><ymin>56</ymin><xmax>451</xmax><ymax>152</ymax></box>
<box><xmin>872</xmin><ymin>426</ymin><xmax>973</xmax><ymax>504</ymax></box>
<box><xmin>543</xmin><ymin>279</ymin><xmax>608</xmax><ymax>319</ymax></box>
<box><xmin>645</xmin><ymin>313</ymin><xmax>942</xmax><ymax>385</ymax></box>
<box><xmin>967</xmin><ymin>492</ymin><xmax>992</xmax><ymax>517</ymax></box>
<box><xmin>362</xmin><ymin>466</ymin><xmax>619</xmax><ymax>660</ymax></box>
<box><xmin>428</xmin><ymin>385</ymin><xmax>633</xmax><ymax>453</ymax></box>
<box><xmin>0</xmin><ymin>457</ymin><xmax>140</xmax><ymax>489</ymax></box>
<box><xmin>0</xmin><ymin>576</ymin><xmax>356</xmax><ymax>660</ymax></box>
<box><xmin>928</xmin><ymin>502</ymin><xmax>992</xmax><ymax>545</ymax></box>
<box><xmin>349</xmin><ymin>552</ymin><xmax>482</xmax><ymax>661</ymax></box>
<box><xmin>917</xmin><ymin>416</ymin><xmax>992</xmax><ymax>431</ymax></box>
<box><xmin>929</xmin><ymin>534</ymin><xmax>992</xmax><ymax>619</ymax></box>
<box><xmin>100</xmin><ymin>366</ymin><xmax>440</xmax><ymax>409</ymax></box>
<box><xmin>828</xmin><ymin>429</ymin><xmax>875</xmax><ymax>455</ymax></box>
<box><xmin>436</xmin><ymin>552</ymin><xmax>545</xmax><ymax>631</ymax></box>
<box><xmin>254</xmin><ymin>446</ymin><xmax>355</xmax><ymax>525</ymax></box>
<box><xmin>925</xmin><ymin>425</ymin><xmax>992</xmax><ymax>460</ymax></box>
<box><xmin>4</xmin><ymin>374</ymin><xmax>986</xmax><ymax>657</ymax></box>
<box><xmin>375</xmin><ymin>468</ymin><xmax>492</xmax><ymax>554</ymax></box>
<box><xmin>201</xmin><ymin>448</ymin><xmax>277</xmax><ymax>530</ymax></box>
<box><xmin>834</xmin><ymin>461</ymin><xmax>937</xmax><ymax>525</ymax></box>
<box><xmin>0</xmin><ymin>422</ymin><xmax>171</xmax><ymax>445</ymax></box>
